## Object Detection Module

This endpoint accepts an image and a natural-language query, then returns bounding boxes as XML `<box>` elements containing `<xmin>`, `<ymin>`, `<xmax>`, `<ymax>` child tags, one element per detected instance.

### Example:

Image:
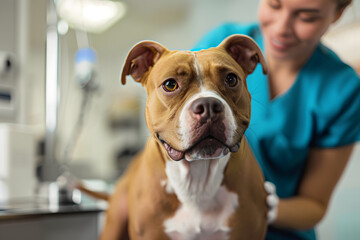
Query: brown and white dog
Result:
<box><xmin>100</xmin><ymin>34</ymin><xmax>269</xmax><ymax>240</ymax></box>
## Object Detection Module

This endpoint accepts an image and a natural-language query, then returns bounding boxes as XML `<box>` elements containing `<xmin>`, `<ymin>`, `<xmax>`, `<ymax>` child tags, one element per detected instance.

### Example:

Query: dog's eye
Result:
<box><xmin>162</xmin><ymin>79</ymin><xmax>178</xmax><ymax>92</ymax></box>
<box><xmin>225</xmin><ymin>73</ymin><xmax>238</xmax><ymax>87</ymax></box>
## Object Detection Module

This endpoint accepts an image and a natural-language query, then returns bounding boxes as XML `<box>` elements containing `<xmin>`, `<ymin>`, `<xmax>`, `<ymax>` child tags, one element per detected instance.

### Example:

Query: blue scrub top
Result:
<box><xmin>193</xmin><ymin>23</ymin><xmax>360</xmax><ymax>240</ymax></box>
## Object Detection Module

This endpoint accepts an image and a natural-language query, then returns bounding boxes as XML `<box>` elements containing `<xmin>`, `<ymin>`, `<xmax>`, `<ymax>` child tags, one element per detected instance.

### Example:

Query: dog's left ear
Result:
<box><xmin>121</xmin><ymin>41</ymin><xmax>167</xmax><ymax>85</ymax></box>
<box><xmin>219</xmin><ymin>34</ymin><xmax>268</xmax><ymax>75</ymax></box>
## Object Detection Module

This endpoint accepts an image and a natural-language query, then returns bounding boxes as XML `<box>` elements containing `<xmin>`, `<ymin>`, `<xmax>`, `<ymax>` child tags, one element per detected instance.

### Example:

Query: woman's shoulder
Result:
<box><xmin>305</xmin><ymin>44</ymin><xmax>360</xmax><ymax>92</ymax></box>
<box><xmin>214</xmin><ymin>22</ymin><xmax>260</xmax><ymax>35</ymax></box>
<box><xmin>192</xmin><ymin>22</ymin><xmax>260</xmax><ymax>51</ymax></box>
<box><xmin>300</xmin><ymin>44</ymin><xmax>360</xmax><ymax>117</ymax></box>
<box><xmin>312</xmin><ymin>44</ymin><xmax>358</xmax><ymax>77</ymax></box>
<box><xmin>305</xmin><ymin>45</ymin><xmax>360</xmax><ymax>147</ymax></box>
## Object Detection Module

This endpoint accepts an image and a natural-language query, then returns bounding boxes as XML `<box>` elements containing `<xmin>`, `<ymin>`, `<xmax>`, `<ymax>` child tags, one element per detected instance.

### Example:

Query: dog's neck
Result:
<box><xmin>164</xmin><ymin>155</ymin><xmax>230</xmax><ymax>207</ymax></box>
<box><xmin>163</xmin><ymin>154</ymin><xmax>239</xmax><ymax>239</ymax></box>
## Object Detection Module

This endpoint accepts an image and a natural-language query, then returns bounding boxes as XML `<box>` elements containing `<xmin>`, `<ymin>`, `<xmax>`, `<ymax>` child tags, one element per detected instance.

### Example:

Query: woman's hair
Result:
<box><xmin>336</xmin><ymin>0</ymin><xmax>352</xmax><ymax>10</ymax></box>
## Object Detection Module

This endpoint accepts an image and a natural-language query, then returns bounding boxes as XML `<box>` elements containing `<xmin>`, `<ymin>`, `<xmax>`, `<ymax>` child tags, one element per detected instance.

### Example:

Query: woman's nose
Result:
<box><xmin>274</xmin><ymin>11</ymin><xmax>294</xmax><ymax>37</ymax></box>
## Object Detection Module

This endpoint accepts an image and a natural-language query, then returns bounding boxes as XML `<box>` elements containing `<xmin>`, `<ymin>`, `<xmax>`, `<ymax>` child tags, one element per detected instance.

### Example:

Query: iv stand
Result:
<box><xmin>42</xmin><ymin>0</ymin><xmax>61</xmax><ymax>181</ymax></box>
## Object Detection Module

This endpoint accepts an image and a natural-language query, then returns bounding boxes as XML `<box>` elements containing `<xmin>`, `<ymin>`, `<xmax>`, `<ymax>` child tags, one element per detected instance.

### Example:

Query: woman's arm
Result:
<box><xmin>271</xmin><ymin>144</ymin><xmax>355</xmax><ymax>230</ymax></box>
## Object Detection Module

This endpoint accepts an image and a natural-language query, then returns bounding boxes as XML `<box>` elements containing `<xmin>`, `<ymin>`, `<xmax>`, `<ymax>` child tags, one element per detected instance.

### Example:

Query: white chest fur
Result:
<box><xmin>163</xmin><ymin>155</ymin><xmax>239</xmax><ymax>240</ymax></box>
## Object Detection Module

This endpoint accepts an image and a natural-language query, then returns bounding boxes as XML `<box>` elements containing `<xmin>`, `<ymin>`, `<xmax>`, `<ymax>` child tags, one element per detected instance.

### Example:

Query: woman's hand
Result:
<box><xmin>265</xmin><ymin>181</ymin><xmax>279</xmax><ymax>224</ymax></box>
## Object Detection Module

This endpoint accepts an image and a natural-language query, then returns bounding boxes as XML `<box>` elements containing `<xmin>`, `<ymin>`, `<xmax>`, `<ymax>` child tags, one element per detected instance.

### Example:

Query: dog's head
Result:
<box><xmin>121</xmin><ymin>34</ymin><xmax>267</xmax><ymax>162</ymax></box>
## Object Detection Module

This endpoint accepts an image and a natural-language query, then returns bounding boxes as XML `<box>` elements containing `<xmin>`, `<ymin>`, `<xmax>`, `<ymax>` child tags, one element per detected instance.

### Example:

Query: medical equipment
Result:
<box><xmin>0</xmin><ymin>52</ymin><xmax>13</xmax><ymax>76</ymax></box>
<box><xmin>0</xmin><ymin>124</ymin><xmax>36</xmax><ymax>202</ymax></box>
<box><xmin>0</xmin><ymin>52</ymin><xmax>17</xmax><ymax>122</ymax></box>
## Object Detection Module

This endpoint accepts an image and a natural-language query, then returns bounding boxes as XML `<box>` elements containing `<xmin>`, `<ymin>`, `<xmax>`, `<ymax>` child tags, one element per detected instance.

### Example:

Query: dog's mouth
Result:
<box><xmin>158</xmin><ymin>135</ymin><xmax>241</xmax><ymax>161</ymax></box>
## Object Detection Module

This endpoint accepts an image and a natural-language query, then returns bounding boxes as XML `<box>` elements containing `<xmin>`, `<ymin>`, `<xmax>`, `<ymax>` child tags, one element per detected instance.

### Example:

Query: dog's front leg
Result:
<box><xmin>99</xmin><ymin>179</ymin><xmax>129</xmax><ymax>240</ymax></box>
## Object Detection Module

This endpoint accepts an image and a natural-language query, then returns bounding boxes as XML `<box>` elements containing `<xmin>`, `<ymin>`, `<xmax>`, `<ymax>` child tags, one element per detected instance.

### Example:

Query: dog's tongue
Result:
<box><xmin>163</xmin><ymin>142</ymin><xmax>184</xmax><ymax>161</ymax></box>
<box><xmin>185</xmin><ymin>138</ymin><xmax>227</xmax><ymax>161</ymax></box>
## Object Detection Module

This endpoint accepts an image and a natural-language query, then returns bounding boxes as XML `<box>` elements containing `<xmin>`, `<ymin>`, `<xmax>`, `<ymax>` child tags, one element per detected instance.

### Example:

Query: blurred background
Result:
<box><xmin>0</xmin><ymin>0</ymin><xmax>359</xmax><ymax>239</ymax></box>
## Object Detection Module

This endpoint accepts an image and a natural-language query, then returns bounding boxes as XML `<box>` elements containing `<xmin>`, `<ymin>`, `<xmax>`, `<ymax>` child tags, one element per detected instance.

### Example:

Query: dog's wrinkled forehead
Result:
<box><xmin>193</xmin><ymin>49</ymin><xmax>248</xmax><ymax>83</ymax></box>
<box><xmin>150</xmin><ymin>51</ymin><xmax>197</xmax><ymax>83</ymax></box>
<box><xmin>148</xmin><ymin>49</ymin><xmax>247</xmax><ymax>90</ymax></box>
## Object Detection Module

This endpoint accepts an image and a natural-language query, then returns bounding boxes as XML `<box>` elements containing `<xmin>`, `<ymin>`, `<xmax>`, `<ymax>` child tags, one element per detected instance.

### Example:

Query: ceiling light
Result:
<box><xmin>56</xmin><ymin>0</ymin><xmax>127</xmax><ymax>33</ymax></box>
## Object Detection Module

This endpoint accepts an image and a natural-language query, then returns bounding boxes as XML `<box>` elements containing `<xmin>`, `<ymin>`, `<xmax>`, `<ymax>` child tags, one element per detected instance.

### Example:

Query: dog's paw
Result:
<box><xmin>264</xmin><ymin>181</ymin><xmax>279</xmax><ymax>224</ymax></box>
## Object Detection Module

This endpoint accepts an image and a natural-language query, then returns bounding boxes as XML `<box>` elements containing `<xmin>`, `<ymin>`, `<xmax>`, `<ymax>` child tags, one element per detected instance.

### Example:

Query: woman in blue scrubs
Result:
<box><xmin>194</xmin><ymin>0</ymin><xmax>360</xmax><ymax>239</ymax></box>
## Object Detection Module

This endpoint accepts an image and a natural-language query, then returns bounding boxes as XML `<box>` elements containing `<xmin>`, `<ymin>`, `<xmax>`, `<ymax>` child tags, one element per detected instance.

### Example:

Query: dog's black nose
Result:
<box><xmin>190</xmin><ymin>97</ymin><xmax>224</xmax><ymax>122</ymax></box>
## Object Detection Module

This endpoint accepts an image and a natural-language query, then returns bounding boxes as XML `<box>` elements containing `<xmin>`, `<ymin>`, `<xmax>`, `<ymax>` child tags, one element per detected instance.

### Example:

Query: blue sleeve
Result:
<box><xmin>315</xmin><ymin>67</ymin><xmax>360</xmax><ymax>147</ymax></box>
<box><xmin>192</xmin><ymin>22</ymin><xmax>258</xmax><ymax>51</ymax></box>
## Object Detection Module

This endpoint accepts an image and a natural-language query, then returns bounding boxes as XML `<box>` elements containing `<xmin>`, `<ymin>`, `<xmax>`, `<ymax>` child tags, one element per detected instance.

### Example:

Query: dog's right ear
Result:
<box><xmin>121</xmin><ymin>41</ymin><xmax>167</xmax><ymax>85</ymax></box>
